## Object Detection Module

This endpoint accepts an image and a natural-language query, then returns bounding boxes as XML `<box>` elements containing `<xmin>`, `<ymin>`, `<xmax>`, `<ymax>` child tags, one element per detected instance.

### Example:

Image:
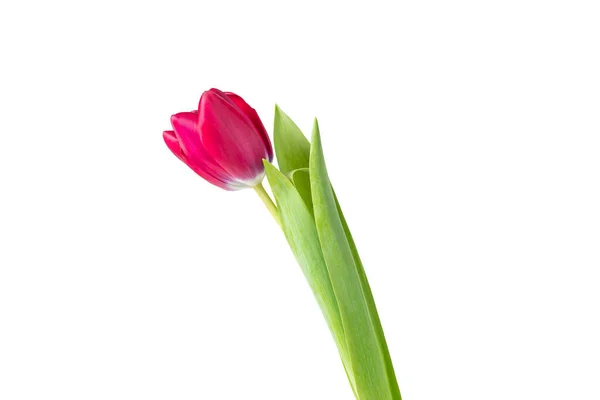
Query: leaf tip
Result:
<box><xmin>310</xmin><ymin>118</ymin><xmax>323</xmax><ymax>155</ymax></box>
<box><xmin>262</xmin><ymin>158</ymin><xmax>274</xmax><ymax>170</ymax></box>
<box><xmin>274</xmin><ymin>104</ymin><xmax>289</xmax><ymax>123</ymax></box>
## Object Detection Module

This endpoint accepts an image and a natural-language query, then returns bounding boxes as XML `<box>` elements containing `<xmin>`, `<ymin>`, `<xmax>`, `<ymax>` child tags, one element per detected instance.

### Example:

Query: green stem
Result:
<box><xmin>254</xmin><ymin>182</ymin><xmax>281</xmax><ymax>226</ymax></box>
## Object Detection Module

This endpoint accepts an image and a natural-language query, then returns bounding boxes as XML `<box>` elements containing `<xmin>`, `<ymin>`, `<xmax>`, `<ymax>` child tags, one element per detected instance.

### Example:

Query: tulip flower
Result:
<box><xmin>163</xmin><ymin>88</ymin><xmax>273</xmax><ymax>191</ymax></box>
<box><xmin>162</xmin><ymin>91</ymin><xmax>401</xmax><ymax>400</ymax></box>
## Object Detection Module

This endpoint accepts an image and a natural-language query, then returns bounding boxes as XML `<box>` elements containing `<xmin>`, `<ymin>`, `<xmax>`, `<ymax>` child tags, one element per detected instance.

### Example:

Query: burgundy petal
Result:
<box><xmin>169</xmin><ymin>113</ymin><xmax>235</xmax><ymax>189</ymax></box>
<box><xmin>223</xmin><ymin>91</ymin><xmax>273</xmax><ymax>162</ymax></box>
<box><xmin>197</xmin><ymin>90</ymin><xmax>267</xmax><ymax>182</ymax></box>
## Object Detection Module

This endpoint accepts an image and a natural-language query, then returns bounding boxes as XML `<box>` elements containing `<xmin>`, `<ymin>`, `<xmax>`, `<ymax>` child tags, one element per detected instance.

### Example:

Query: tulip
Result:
<box><xmin>163</xmin><ymin>96</ymin><xmax>401</xmax><ymax>399</ymax></box>
<box><xmin>163</xmin><ymin>88</ymin><xmax>273</xmax><ymax>191</ymax></box>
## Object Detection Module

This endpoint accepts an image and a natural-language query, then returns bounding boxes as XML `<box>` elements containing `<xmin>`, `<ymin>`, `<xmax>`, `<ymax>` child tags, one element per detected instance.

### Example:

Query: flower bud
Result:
<box><xmin>163</xmin><ymin>88</ymin><xmax>273</xmax><ymax>190</ymax></box>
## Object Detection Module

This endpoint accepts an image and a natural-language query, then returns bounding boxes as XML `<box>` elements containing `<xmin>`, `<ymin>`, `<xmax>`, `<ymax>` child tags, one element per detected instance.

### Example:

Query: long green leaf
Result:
<box><xmin>310</xmin><ymin>120</ymin><xmax>392</xmax><ymax>400</ymax></box>
<box><xmin>273</xmin><ymin>106</ymin><xmax>311</xmax><ymax>176</ymax></box>
<box><xmin>263</xmin><ymin>161</ymin><xmax>356</xmax><ymax>393</ymax></box>
<box><xmin>272</xmin><ymin>109</ymin><xmax>401</xmax><ymax>399</ymax></box>
<box><xmin>335</xmin><ymin>193</ymin><xmax>402</xmax><ymax>400</ymax></box>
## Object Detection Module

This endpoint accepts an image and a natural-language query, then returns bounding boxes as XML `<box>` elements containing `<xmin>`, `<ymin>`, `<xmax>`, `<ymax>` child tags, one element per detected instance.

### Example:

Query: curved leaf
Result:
<box><xmin>273</xmin><ymin>106</ymin><xmax>310</xmax><ymax>176</ymax></box>
<box><xmin>310</xmin><ymin>120</ymin><xmax>393</xmax><ymax>400</ymax></box>
<box><xmin>289</xmin><ymin>168</ymin><xmax>313</xmax><ymax>216</ymax></box>
<box><xmin>263</xmin><ymin>161</ymin><xmax>356</xmax><ymax>393</ymax></box>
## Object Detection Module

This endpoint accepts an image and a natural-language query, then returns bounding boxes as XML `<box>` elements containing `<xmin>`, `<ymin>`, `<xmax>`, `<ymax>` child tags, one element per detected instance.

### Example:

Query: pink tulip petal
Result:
<box><xmin>170</xmin><ymin>112</ymin><xmax>204</xmax><ymax>157</ymax></box>
<box><xmin>223</xmin><ymin>91</ymin><xmax>273</xmax><ymax>162</ymax></box>
<box><xmin>163</xmin><ymin>130</ymin><xmax>233</xmax><ymax>190</ymax></box>
<box><xmin>169</xmin><ymin>113</ymin><xmax>238</xmax><ymax>190</ymax></box>
<box><xmin>198</xmin><ymin>90</ymin><xmax>267</xmax><ymax>182</ymax></box>
<box><xmin>163</xmin><ymin>130</ymin><xmax>183</xmax><ymax>160</ymax></box>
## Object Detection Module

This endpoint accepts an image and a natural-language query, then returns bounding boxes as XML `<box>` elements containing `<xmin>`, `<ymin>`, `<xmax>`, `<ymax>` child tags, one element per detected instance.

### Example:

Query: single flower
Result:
<box><xmin>163</xmin><ymin>88</ymin><xmax>273</xmax><ymax>190</ymax></box>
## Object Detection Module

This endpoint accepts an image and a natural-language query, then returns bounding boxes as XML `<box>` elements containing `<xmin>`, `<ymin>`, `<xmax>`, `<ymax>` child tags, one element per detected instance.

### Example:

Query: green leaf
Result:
<box><xmin>292</xmin><ymin>174</ymin><xmax>402</xmax><ymax>400</ymax></box>
<box><xmin>273</xmin><ymin>105</ymin><xmax>311</xmax><ymax>176</ymax></box>
<box><xmin>335</xmin><ymin>193</ymin><xmax>402</xmax><ymax>400</ymax></box>
<box><xmin>289</xmin><ymin>168</ymin><xmax>313</xmax><ymax>216</ymax></box>
<box><xmin>263</xmin><ymin>161</ymin><xmax>356</xmax><ymax>394</ymax></box>
<box><xmin>310</xmin><ymin>120</ymin><xmax>393</xmax><ymax>400</ymax></box>
<box><xmin>271</xmin><ymin>109</ymin><xmax>401</xmax><ymax>398</ymax></box>
<box><xmin>287</xmin><ymin>167</ymin><xmax>402</xmax><ymax>400</ymax></box>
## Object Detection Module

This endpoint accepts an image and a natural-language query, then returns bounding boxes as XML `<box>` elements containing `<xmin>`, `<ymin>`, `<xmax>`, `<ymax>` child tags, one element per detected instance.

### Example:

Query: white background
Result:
<box><xmin>1</xmin><ymin>1</ymin><xmax>599</xmax><ymax>399</ymax></box>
